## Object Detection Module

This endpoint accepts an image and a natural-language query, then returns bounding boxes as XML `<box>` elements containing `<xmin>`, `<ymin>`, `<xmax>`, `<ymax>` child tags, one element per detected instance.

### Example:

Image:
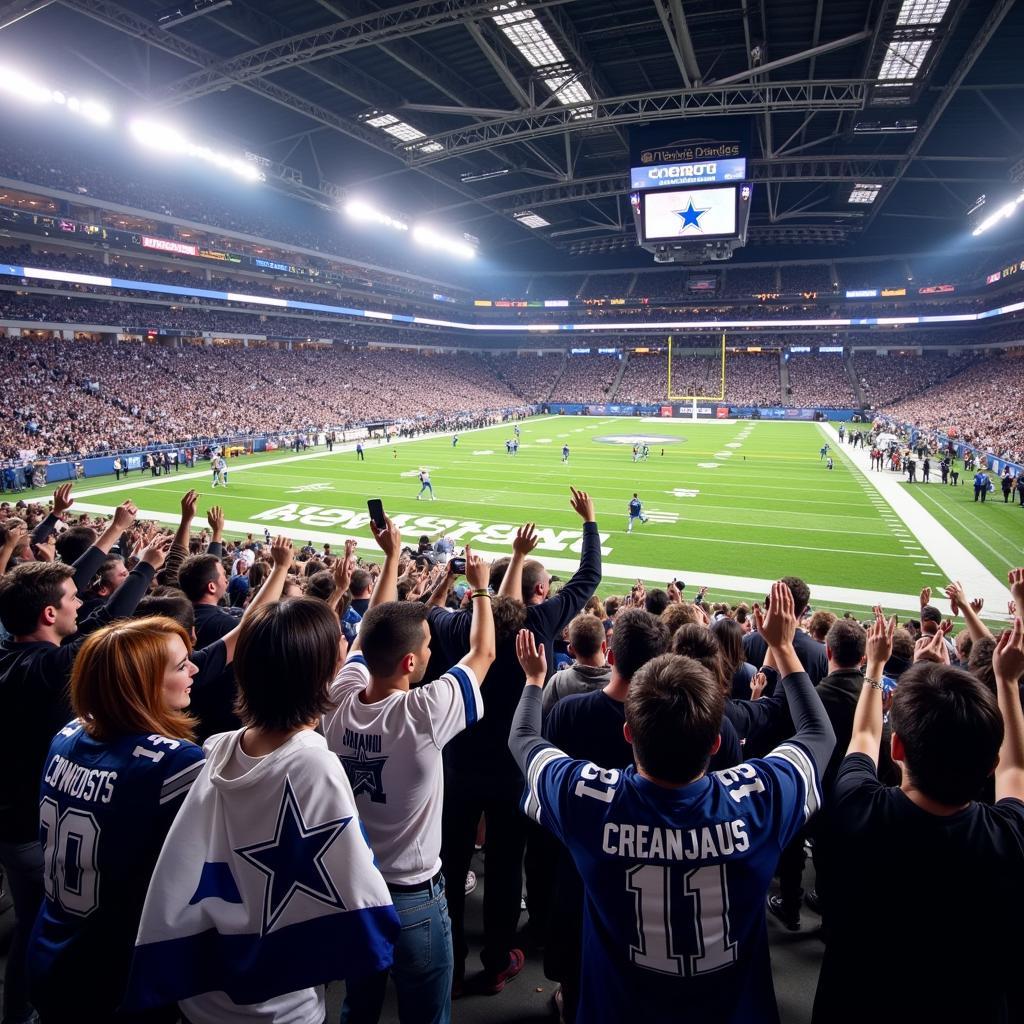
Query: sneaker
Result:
<box><xmin>477</xmin><ymin>949</ymin><xmax>525</xmax><ymax>995</ymax></box>
<box><xmin>766</xmin><ymin>894</ymin><xmax>800</xmax><ymax>932</ymax></box>
<box><xmin>804</xmin><ymin>888</ymin><xmax>822</xmax><ymax>915</ymax></box>
<box><xmin>465</xmin><ymin>870</ymin><xmax>477</xmax><ymax>896</ymax></box>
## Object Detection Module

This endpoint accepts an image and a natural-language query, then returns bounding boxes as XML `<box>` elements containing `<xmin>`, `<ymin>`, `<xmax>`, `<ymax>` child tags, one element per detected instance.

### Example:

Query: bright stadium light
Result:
<box><xmin>412</xmin><ymin>224</ymin><xmax>476</xmax><ymax>259</ymax></box>
<box><xmin>129</xmin><ymin>119</ymin><xmax>263</xmax><ymax>181</ymax></box>
<box><xmin>0</xmin><ymin>68</ymin><xmax>111</xmax><ymax>124</ymax></box>
<box><xmin>344</xmin><ymin>199</ymin><xmax>408</xmax><ymax>231</ymax></box>
<box><xmin>972</xmin><ymin>189</ymin><xmax>1024</xmax><ymax>236</ymax></box>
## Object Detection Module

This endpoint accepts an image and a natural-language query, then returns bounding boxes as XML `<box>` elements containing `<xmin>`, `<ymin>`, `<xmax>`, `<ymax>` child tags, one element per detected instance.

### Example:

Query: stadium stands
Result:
<box><xmin>784</xmin><ymin>353</ymin><xmax>857</xmax><ymax>407</ymax></box>
<box><xmin>549</xmin><ymin>354</ymin><xmax>622</xmax><ymax>402</ymax></box>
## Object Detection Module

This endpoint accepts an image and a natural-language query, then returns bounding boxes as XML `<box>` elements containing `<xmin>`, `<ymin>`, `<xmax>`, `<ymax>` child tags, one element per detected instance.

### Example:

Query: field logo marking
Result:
<box><xmin>287</xmin><ymin>482</ymin><xmax>334</xmax><ymax>493</ymax></box>
<box><xmin>669</xmin><ymin>488</ymin><xmax>700</xmax><ymax>498</ymax></box>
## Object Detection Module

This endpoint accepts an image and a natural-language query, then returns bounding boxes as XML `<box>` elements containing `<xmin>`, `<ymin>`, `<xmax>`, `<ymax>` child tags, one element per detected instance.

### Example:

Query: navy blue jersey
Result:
<box><xmin>629</xmin><ymin>499</ymin><xmax>642</xmax><ymax>517</ymax></box>
<box><xmin>563</xmin><ymin>446</ymin><xmax>570</xmax><ymax>456</ymax></box>
<box><xmin>522</xmin><ymin>740</ymin><xmax>820</xmax><ymax>1024</ymax></box>
<box><xmin>28</xmin><ymin>721</ymin><xmax>204</xmax><ymax>1015</ymax></box>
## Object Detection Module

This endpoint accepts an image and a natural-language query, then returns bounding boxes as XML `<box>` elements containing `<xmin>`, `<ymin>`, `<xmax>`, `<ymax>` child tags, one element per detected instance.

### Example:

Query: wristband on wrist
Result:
<box><xmin>470</xmin><ymin>588</ymin><xmax>490</xmax><ymax>599</ymax></box>
<box><xmin>864</xmin><ymin>677</ymin><xmax>884</xmax><ymax>690</ymax></box>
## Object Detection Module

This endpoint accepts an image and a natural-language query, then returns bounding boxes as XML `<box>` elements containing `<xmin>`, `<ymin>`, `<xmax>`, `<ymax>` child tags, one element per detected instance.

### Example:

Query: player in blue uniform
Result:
<box><xmin>509</xmin><ymin>582</ymin><xmax>834</xmax><ymax>1024</ymax></box>
<box><xmin>627</xmin><ymin>493</ymin><xmax>649</xmax><ymax>532</ymax></box>
<box><xmin>514</xmin><ymin>425</ymin><xmax>521</xmax><ymax>438</ymax></box>
<box><xmin>27</xmin><ymin>616</ymin><xmax>205</xmax><ymax>1022</ymax></box>
<box><xmin>819</xmin><ymin>443</ymin><xmax>829</xmax><ymax>461</ymax></box>
<box><xmin>562</xmin><ymin>444</ymin><xmax>570</xmax><ymax>464</ymax></box>
<box><xmin>452</xmin><ymin>434</ymin><xmax>459</xmax><ymax>448</ymax></box>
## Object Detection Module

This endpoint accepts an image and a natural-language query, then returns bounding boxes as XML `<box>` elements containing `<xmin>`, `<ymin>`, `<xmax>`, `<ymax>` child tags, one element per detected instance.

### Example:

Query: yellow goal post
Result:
<box><xmin>667</xmin><ymin>333</ymin><xmax>726</xmax><ymax>402</ymax></box>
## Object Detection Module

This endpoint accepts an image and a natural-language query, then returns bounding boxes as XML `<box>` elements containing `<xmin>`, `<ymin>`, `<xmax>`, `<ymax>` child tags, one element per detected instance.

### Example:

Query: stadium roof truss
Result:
<box><xmin>3</xmin><ymin>0</ymin><xmax>1023</xmax><ymax>260</ymax></box>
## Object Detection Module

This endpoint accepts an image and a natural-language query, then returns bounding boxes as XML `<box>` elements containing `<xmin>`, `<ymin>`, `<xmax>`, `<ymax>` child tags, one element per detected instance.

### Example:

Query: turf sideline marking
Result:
<box><xmin>820</xmin><ymin>425</ymin><xmax>1011</xmax><ymax>613</ymax></box>
<box><xmin>69</xmin><ymin>417</ymin><xmax>560</xmax><ymax>500</ymax></box>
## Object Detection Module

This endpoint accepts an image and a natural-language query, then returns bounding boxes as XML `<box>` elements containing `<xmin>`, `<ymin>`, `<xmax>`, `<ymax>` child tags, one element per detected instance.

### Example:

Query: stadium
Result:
<box><xmin>1</xmin><ymin>0</ymin><xmax>1024</xmax><ymax>1021</ymax></box>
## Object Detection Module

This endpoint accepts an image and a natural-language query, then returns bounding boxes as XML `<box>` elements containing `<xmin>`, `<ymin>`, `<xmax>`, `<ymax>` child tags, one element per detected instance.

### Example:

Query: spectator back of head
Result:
<box><xmin>825</xmin><ymin>619</ymin><xmax>867</xmax><ymax>669</ymax></box>
<box><xmin>610</xmin><ymin>608</ymin><xmax>670</xmax><ymax>681</ymax></box>
<box><xmin>568</xmin><ymin>613</ymin><xmax>606</xmax><ymax>659</ymax></box>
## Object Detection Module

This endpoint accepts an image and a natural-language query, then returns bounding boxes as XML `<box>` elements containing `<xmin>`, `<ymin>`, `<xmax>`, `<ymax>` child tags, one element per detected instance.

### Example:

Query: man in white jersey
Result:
<box><xmin>323</xmin><ymin>515</ymin><xmax>496</xmax><ymax>1023</ymax></box>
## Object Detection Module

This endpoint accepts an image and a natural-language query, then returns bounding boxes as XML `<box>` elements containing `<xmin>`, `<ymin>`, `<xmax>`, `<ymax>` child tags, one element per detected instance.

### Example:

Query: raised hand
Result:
<box><xmin>750</xmin><ymin>671</ymin><xmax>768</xmax><ymax>700</ymax></box>
<box><xmin>667</xmin><ymin>581</ymin><xmax>682</xmax><ymax>604</ymax></box>
<box><xmin>33</xmin><ymin>537</ymin><xmax>56</xmax><ymax>562</ymax></box>
<box><xmin>993</xmin><ymin>618</ymin><xmax>1024</xmax><ymax>683</ymax></box>
<box><xmin>111</xmin><ymin>501</ymin><xmax>138</xmax><ymax>533</ymax></box>
<box><xmin>370</xmin><ymin>514</ymin><xmax>402</xmax><ymax>558</ymax></box>
<box><xmin>944</xmin><ymin>581</ymin><xmax>964</xmax><ymax>616</ymax></box>
<box><xmin>207</xmin><ymin>506</ymin><xmax>225</xmax><ymax>537</ymax></box>
<box><xmin>515</xmin><ymin>628</ymin><xmax>547</xmax><ymax>686</ymax></box>
<box><xmin>51</xmin><ymin>483</ymin><xmax>74</xmax><ymax>516</ymax></box>
<box><xmin>464</xmin><ymin>545</ymin><xmax>490</xmax><ymax>591</ymax></box>
<box><xmin>569</xmin><ymin>486</ymin><xmax>595</xmax><ymax>523</ymax></box>
<box><xmin>2</xmin><ymin>521</ymin><xmax>27</xmax><ymax>549</ymax></box>
<box><xmin>512</xmin><ymin>523</ymin><xmax>539</xmax><ymax>557</ymax></box>
<box><xmin>270</xmin><ymin>535</ymin><xmax>294</xmax><ymax>569</ymax></box>
<box><xmin>139</xmin><ymin>534</ymin><xmax>173</xmax><ymax>570</ymax></box>
<box><xmin>970</xmin><ymin>597</ymin><xmax>985</xmax><ymax>615</ymax></box>
<box><xmin>914</xmin><ymin>629</ymin><xmax>949</xmax><ymax>665</ymax></box>
<box><xmin>755</xmin><ymin>581</ymin><xmax>797</xmax><ymax>651</ymax></box>
<box><xmin>1009</xmin><ymin>569</ymin><xmax>1024</xmax><ymax>615</ymax></box>
<box><xmin>180</xmin><ymin>489</ymin><xmax>199</xmax><ymax>521</ymax></box>
<box><xmin>866</xmin><ymin>608</ymin><xmax>897</xmax><ymax>667</ymax></box>
<box><xmin>919</xmin><ymin>586</ymin><xmax>931</xmax><ymax>609</ymax></box>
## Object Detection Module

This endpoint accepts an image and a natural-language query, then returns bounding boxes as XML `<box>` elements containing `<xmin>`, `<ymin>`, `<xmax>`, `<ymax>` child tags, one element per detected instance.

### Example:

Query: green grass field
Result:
<box><xmin>67</xmin><ymin>413</ymin><xmax>1006</xmax><ymax>618</ymax></box>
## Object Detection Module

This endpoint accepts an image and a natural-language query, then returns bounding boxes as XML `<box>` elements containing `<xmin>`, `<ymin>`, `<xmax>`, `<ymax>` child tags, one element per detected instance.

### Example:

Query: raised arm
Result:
<box><xmin>944</xmin><ymin>580</ymin><xmax>993</xmax><ymax>643</ymax></box>
<box><xmin>847</xmin><ymin>607</ymin><xmax>897</xmax><ymax>767</ymax></box>
<box><xmin>427</xmin><ymin>560</ymin><xmax>458</xmax><ymax>609</ymax></box>
<box><xmin>217</xmin><ymin>537</ymin><xmax>295</xmax><ymax>662</ymax></box>
<box><xmin>993</xmin><ymin>618</ymin><xmax>1024</xmax><ymax>803</ymax></box>
<box><xmin>756</xmin><ymin>581</ymin><xmax>835</xmax><ymax>775</ymax></box>
<box><xmin>367</xmin><ymin>515</ymin><xmax>402</xmax><ymax>609</ymax></box>
<box><xmin>326</xmin><ymin>539</ymin><xmax>357</xmax><ymax>611</ymax></box>
<box><xmin>162</xmin><ymin>490</ymin><xmax>199</xmax><ymax>585</ymax></box>
<box><xmin>206</xmin><ymin>506</ymin><xmax>225</xmax><ymax>556</ymax></box>
<box><xmin>0</xmin><ymin>521</ymin><xmax>26</xmax><ymax>576</ymax></box>
<box><xmin>497</xmin><ymin>523</ymin><xmax>538</xmax><ymax>599</ymax></box>
<box><xmin>1010</xmin><ymin>569</ymin><xmax>1024</xmax><ymax>622</ymax></box>
<box><xmin>457</xmin><ymin>546</ymin><xmax>496</xmax><ymax>682</ymax></box>
<box><xmin>72</xmin><ymin>502</ymin><xmax>138</xmax><ymax>594</ymax></box>
<box><xmin>509</xmin><ymin>629</ymin><xmax>550</xmax><ymax>774</ymax></box>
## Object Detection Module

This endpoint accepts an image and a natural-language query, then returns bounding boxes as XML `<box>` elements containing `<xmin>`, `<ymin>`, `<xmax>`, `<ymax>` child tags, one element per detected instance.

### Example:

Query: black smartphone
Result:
<box><xmin>367</xmin><ymin>498</ymin><xmax>386</xmax><ymax>530</ymax></box>
<box><xmin>450</xmin><ymin>556</ymin><xmax>467</xmax><ymax>574</ymax></box>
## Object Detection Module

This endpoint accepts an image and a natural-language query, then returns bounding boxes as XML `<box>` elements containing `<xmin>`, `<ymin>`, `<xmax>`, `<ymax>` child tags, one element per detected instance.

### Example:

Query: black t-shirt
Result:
<box><xmin>192</xmin><ymin>602</ymin><xmax>242</xmax><ymax>650</ymax></box>
<box><xmin>744</xmin><ymin>628</ymin><xmax>828</xmax><ymax>684</ymax></box>
<box><xmin>814</xmin><ymin>753</ymin><xmax>1024</xmax><ymax>1024</ymax></box>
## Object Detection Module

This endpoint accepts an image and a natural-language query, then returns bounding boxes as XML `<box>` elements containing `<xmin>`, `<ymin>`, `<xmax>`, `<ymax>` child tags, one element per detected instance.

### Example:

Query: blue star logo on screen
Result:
<box><xmin>675</xmin><ymin>198</ymin><xmax>710</xmax><ymax>232</ymax></box>
<box><xmin>237</xmin><ymin>779</ymin><xmax>351</xmax><ymax>934</ymax></box>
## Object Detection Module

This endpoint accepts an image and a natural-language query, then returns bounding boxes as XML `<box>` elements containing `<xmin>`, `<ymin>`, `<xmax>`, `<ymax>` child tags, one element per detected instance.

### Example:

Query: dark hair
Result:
<box><xmin>604</xmin><ymin>596</ymin><xmax>621</xmax><ymax>617</ymax></box>
<box><xmin>0</xmin><ymin>562</ymin><xmax>75</xmax><ymax>635</ymax></box>
<box><xmin>644</xmin><ymin>589</ymin><xmax>669</xmax><ymax>616</ymax></box>
<box><xmin>358</xmin><ymin>601</ymin><xmax>429</xmax><ymax>677</ymax></box>
<box><xmin>889</xmin><ymin>662</ymin><xmax>1002</xmax><ymax>806</ymax></box>
<box><xmin>178</xmin><ymin>554</ymin><xmax>223</xmax><ymax>603</ymax></box>
<box><xmin>610</xmin><ymin>608</ymin><xmax>669</xmax><ymax>680</ymax></box>
<box><xmin>825</xmin><ymin>619</ymin><xmax>867</xmax><ymax>668</ymax></box>
<box><xmin>488</xmin><ymin>557</ymin><xmax>510</xmax><ymax>591</ymax></box>
<box><xmin>891</xmin><ymin>627</ymin><xmax>915</xmax><ymax>662</ymax></box>
<box><xmin>56</xmin><ymin>525</ymin><xmax>97</xmax><ymax>564</ymax></box>
<box><xmin>778</xmin><ymin>576</ymin><xmax>811</xmax><ymax>616</ymax></box>
<box><xmin>233</xmin><ymin>599</ymin><xmax>339</xmax><ymax>730</ymax></box>
<box><xmin>568</xmin><ymin>614</ymin><xmax>605</xmax><ymax>658</ymax></box>
<box><xmin>626</xmin><ymin>654</ymin><xmax>724</xmax><ymax>784</ymax></box>
<box><xmin>305</xmin><ymin>570</ymin><xmax>336</xmax><ymax>602</ymax></box>
<box><xmin>710</xmin><ymin>617</ymin><xmax>745</xmax><ymax>681</ymax></box>
<box><xmin>94</xmin><ymin>555</ymin><xmax>125</xmax><ymax>592</ymax></box>
<box><xmin>521</xmin><ymin>559</ymin><xmax>547</xmax><ymax>603</ymax></box>
<box><xmin>135</xmin><ymin>592</ymin><xmax>196</xmax><ymax>633</ymax></box>
<box><xmin>492</xmin><ymin>596</ymin><xmax>528</xmax><ymax>645</ymax></box>
<box><xmin>967</xmin><ymin>636</ymin><xmax>997</xmax><ymax>692</ymax></box>
<box><xmin>920</xmin><ymin>604</ymin><xmax>942</xmax><ymax>625</ymax></box>
<box><xmin>349</xmin><ymin>568</ymin><xmax>372</xmax><ymax>596</ymax></box>
<box><xmin>671</xmin><ymin>624</ymin><xmax>728</xmax><ymax>696</ymax></box>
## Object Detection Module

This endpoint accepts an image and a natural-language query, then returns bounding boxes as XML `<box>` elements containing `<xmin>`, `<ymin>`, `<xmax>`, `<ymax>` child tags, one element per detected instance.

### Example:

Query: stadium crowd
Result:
<box><xmin>784</xmin><ymin>353</ymin><xmax>856</xmax><ymax>408</ymax></box>
<box><xmin>0</xmin><ymin>478</ymin><xmax>1022</xmax><ymax>1024</ymax></box>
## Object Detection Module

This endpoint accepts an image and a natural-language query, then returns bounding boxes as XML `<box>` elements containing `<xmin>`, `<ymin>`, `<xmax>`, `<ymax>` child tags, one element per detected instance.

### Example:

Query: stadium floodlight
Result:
<box><xmin>0</xmin><ymin>68</ymin><xmax>111</xmax><ymax>124</ymax></box>
<box><xmin>971</xmin><ymin>189</ymin><xmax>1024</xmax><ymax>236</ymax></box>
<box><xmin>514</xmin><ymin>211</ymin><xmax>550</xmax><ymax>229</ymax></box>
<box><xmin>129</xmin><ymin>119</ymin><xmax>263</xmax><ymax>181</ymax></box>
<box><xmin>344</xmin><ymin>199</ymin><xmax>408</xmax><ymax>231</ymax></box>
<box><xmin>412</xmin><ymin>225</ymin><xmax>475</xmax><ymax>259</ymax></box>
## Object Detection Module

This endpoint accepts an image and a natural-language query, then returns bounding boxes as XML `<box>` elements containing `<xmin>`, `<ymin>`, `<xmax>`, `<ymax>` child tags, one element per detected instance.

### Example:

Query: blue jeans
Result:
<box><xmin>0</xmin><ymin>838</ymin><xmax>44</xmax><ymax>1024</ymax></box>
<box><xmin>341</xmin><ymin>876</ymin><xmax>452</xmax><ymax>1024</ymax></box>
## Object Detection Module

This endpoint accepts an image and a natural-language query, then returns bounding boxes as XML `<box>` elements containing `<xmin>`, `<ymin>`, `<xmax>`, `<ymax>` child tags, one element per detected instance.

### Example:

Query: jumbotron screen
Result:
<box><xmin>640</xmin><ymin>185</ymin><xmax>738</xmax><ymax>242</ymax></box>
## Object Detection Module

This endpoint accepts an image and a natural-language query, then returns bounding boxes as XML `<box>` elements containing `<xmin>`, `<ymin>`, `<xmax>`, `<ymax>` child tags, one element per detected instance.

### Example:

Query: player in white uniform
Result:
<box><xmin>323</xmin><ymin>515</ymin><xmax>495</xmax><ymax>1023</ymax></box>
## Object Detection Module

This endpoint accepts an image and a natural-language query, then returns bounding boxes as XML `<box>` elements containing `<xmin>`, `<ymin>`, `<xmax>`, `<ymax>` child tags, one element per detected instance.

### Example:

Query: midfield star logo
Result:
<box><xmin>252</xmin><ymin>504</ymin><xmax>613</xmax><ymax>556</ymax></box>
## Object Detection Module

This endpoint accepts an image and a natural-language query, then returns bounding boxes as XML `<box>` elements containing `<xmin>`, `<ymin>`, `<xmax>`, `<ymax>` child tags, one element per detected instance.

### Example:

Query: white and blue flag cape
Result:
<box><xmin>124</xmin><ymin>728</ymin><xmax>399</xmax><ymax>1009</ymax></box>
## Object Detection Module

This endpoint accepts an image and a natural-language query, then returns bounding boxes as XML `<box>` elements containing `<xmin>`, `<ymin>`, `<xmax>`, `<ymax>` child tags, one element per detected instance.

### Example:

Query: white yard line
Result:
<box><xmin>70</xmin><ymin>501</ymin><xmax>966</xmax><ymax>617</ymax></box>
<box><xmin>821</xmin><ymin>425</ymin><xmax>1011</xmax><ymax>616</ymax></box>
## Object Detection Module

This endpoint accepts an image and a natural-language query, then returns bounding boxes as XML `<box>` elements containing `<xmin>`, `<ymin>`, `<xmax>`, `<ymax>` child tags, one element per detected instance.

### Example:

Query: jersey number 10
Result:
<box><xmin>627</xmin><ymin>862</ymin><xmax>736</xmax><ymax>977</ymax></box>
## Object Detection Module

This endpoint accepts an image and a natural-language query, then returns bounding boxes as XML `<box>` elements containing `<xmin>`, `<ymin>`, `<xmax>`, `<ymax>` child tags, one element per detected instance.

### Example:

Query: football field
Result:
<box><xmin>69</xmin><ymin>415</ymin><xmax>1016</xmax><ymax>619</ymax></box>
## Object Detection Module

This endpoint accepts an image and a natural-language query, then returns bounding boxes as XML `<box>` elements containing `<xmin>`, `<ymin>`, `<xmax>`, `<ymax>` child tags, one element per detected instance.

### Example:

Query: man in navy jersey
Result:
<box><xmin>509</xmin><ymin>581</ymin><xmax>834</xmax><ymax>1024</ymax></box>
<box><xmin>562</xmin><ymin>444</ymin><xmax>570</xmax><ymax>464</ymax></box>
<box><xmin>626</xmin><ymin>493</ymin><xmax>648</xmax><ymax>533</ymax></box>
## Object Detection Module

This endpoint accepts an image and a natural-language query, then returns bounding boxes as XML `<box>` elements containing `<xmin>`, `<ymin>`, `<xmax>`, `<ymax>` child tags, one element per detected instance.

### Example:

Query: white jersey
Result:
<box><xmin>323</xmin><ymin>654</ymin><xmax>483</xmax><ymax>885</ymax></box>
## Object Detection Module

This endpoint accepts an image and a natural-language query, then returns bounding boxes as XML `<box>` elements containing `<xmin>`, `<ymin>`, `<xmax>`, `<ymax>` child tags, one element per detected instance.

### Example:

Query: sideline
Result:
<box><xmin>71</xmin><ymin>416</ymin><xmax>558</xmax><ymax>500</ymax></box>
<box><xmin>821</xmin><ymin>424</ymin><xmax>1011</xmax><ymax>616</ymax></box>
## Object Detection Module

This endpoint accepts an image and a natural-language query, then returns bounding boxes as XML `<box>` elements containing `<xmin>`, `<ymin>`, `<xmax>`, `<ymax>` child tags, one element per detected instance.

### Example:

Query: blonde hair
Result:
<box><xmin>71</xmin><ymin>616</ymin><xmax>195</xmax><ymax>742</ymax></box>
